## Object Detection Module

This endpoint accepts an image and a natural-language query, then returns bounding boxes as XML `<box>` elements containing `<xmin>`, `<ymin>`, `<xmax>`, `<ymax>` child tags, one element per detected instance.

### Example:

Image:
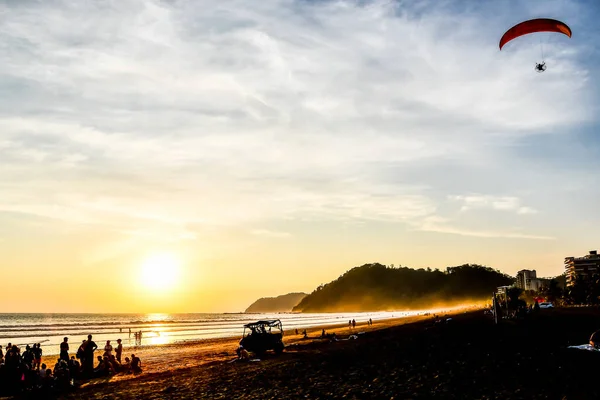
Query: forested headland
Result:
<box><xmin>293</xmin><ymin>263</ymin><xmax>514</xmax><ymax>312</ymax></box>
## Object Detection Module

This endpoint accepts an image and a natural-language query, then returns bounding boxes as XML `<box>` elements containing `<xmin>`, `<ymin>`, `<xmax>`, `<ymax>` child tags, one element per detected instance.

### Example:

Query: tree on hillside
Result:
<box><xmin>293</xmin><ymin>263</ymin><xmax>514</xmax><ymax>312</ymax></box>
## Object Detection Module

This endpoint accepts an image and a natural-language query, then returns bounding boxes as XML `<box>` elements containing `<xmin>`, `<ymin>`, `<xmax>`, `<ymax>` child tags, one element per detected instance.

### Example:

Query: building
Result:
<box><xmin>528</xmin><ymin>279</ymin><xmax>543</xmax><ymax>292</ymax></box>
<box><xmin>565</xmin><ymin>250</ymin><xmax>600</xmax><ymax>287</ymax></box>
<box><xmin>516</xmin><ymin>269</ymin><xmax>542</xmax><ymax>291</ymax></box>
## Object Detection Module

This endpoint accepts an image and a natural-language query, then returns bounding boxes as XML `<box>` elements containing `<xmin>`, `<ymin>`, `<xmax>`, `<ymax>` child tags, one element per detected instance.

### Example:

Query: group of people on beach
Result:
<box><xmin>291</xmin><ymin>318</ymin><xmax>374</xmax><ymax>339</ymax></box>
<box><xmin>72</xmin><ymin>335</ymin><xmax>142</xmax><ymax>377</ymax></box>
<box><xmin>0</xmin><ymin>334</ymin><xmax>142</xmax><ymax>396</ymax></box>
<box><xmin>348</xmin><ymin>318</ymin><xmax>373</xmax><ymax>328</ymax></box>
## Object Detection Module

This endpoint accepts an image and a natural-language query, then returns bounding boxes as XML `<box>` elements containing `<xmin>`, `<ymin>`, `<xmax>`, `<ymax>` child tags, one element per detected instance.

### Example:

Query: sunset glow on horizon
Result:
<box><xmin>1</xmin><ymin>0</ymin><xmax>599</xmax><ymax>313</ymax></box>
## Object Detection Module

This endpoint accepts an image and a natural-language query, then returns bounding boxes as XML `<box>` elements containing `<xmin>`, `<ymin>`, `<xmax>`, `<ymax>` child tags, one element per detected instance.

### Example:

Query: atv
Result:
<box><xmin>239</xmin><ymin>319</ymin><xmax>285</xmax><ymax>356</ymax></box>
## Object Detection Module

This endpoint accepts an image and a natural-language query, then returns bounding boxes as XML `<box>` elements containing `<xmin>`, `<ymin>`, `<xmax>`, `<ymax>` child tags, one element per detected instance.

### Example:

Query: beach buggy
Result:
<box><xmin>239</xmin><ymin>319</ymin><xmax>285</xmax><ymax>356</ymax></box>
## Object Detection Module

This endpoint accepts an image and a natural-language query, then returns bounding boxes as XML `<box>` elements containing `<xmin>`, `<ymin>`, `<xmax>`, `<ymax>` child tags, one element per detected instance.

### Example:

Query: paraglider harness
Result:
<box><xmin>535</xmin><ymin>62</ymin><xmax>546</xmax><ymax>73</ymax></box>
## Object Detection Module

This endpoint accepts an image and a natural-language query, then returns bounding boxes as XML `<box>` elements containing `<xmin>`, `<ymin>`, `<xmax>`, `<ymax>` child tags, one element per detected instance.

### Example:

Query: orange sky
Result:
<box><xmin>1</xmin><ymin>0</ymin><xmax>599</xmax><ymax>313</ymax></box>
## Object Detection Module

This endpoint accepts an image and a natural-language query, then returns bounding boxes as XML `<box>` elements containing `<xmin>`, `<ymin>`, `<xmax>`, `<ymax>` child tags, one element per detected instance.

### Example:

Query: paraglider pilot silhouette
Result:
<box><xmin>499</xmin><ymin>18</ymin><xmax>572</xmax><ymax>73</ymax></box>
<box><xmin>535</xmin><ymin>62</ymin><xmax>547</xmax><ymax>73</ymax></box>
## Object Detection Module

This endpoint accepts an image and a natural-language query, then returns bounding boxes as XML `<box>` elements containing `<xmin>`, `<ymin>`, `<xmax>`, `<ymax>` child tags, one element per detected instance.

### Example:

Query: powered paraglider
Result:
<box><xmin>499</xmin><ymin>18</ymin><xmax>572</xmax><ymax>72</ymax></box>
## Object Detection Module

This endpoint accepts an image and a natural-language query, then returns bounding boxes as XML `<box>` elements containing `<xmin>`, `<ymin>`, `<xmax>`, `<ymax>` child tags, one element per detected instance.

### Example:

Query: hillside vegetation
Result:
<box><xmin>293</xmin><ymin>263</ymin><xmax>514</xmax><ymax>312</ymax></box>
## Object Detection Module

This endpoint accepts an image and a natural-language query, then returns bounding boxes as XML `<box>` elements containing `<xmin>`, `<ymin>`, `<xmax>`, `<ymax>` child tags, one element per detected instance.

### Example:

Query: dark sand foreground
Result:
<box><xmin>54</xmin><ymin>308</ymin><xmax>600</xmax><ymax>399</ymax></box>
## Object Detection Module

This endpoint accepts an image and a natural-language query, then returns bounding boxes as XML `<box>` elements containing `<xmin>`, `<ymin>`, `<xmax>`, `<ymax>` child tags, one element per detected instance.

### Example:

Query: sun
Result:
<box><xmin>140</xmin><ymin>253</ymin><xmax>181</xmax><ymax>291</ymax></box>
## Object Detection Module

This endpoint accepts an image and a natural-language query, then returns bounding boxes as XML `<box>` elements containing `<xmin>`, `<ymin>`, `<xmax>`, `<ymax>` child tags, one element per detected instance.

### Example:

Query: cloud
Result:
<box><xmin>416</xmin><ymin>216</ymin><xmax>555</xmax><ymax>240</ymax></box>
<box><xmin>0</xmin><ymin>0</ymin><xmax>595</xmax><ymax>250</ymax></box>
<box><xmin>449</xmin><ymin>195</ymin><xmax>539</xmax><ymax>215</ymax></box>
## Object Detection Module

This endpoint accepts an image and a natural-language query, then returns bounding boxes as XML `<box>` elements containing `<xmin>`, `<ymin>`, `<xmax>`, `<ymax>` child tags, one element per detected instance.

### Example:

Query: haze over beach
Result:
<box><xmin>1</xmin><ymin>0</ymin><xmax>599</xmax><ymax>316</ymax></box>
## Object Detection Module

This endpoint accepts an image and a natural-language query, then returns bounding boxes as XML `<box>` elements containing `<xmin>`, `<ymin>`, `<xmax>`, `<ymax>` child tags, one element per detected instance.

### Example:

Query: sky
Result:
<box><xmin>1</xmin><ymin>0</ymin><xmax>599</xmax><ymax>313</ymax></box>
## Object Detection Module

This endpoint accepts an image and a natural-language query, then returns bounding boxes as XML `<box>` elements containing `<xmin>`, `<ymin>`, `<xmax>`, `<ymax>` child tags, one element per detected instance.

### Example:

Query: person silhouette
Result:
<box><xmin>535</xmin><ymin>62</ymin><xmax>546</xmax><ymax>72</ymax></box>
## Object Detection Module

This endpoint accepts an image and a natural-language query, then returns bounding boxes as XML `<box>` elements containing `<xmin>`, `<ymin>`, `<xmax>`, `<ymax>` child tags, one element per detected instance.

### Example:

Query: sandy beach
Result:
<box><xmin>33</xmin><ymin>306</ymin><xmax>600</xmax><ymax>399</ymax></box>
<box><xmin>47</xmin><ymin>312</ymin><xmax>439</xmax><ymax>391</ymax></box>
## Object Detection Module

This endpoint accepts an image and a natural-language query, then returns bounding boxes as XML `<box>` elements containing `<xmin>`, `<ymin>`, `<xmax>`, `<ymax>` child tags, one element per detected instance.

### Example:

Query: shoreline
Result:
<box><xmin>58</xmin><ymin>307</ymin><xmax>600</xmax><ymax>399</ymax></box>
<box><xmin>30</xmin><ymin>304</ymin><xmax>479</xmax><ymax>357</ymax></box>
<box><xmin>59</xmin><ymin>307</ymin><xmax>472</xmax><ymax>390</ymax></box>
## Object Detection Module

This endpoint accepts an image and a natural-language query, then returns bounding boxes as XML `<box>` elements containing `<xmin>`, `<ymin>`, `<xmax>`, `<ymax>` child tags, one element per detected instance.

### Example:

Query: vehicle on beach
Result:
<box><xmin>239</xmin><ymin>319</ymin><xmax>285</xmax><ymax>356</ymax></box>
<box><xmin>538</xmin><ymin>302</ymin><xmax>554</xmax><ymax>309</ymax></box>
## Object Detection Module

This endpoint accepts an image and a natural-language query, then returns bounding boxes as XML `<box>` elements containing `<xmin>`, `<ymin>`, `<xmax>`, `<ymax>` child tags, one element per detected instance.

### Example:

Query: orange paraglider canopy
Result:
<box><xmin>499</xmin><ymin>18</ymin><xmax>571</xmax><ymax>50</ymax></box>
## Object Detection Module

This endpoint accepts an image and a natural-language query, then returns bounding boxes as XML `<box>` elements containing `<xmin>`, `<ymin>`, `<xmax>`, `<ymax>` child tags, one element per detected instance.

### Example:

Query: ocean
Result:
<box><xmin>0</xmin><ymin>309</ymin><xmax>446</xmax><ymax>356</ymax></box>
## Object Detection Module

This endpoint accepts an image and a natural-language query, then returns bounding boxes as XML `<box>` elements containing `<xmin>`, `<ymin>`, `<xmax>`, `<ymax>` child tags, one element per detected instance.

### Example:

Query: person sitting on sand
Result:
<box><xmin>130</xmin><ymin>354</ymin><xmax>142</xmax><ymax>374</ymax></box>
<box><xmin>122</xmin><ymin>357</ymin><xmax>131</xmax><ymax>373</ymax></box>
<box><xmin>94</xmin><ymin>355</ymin><xmax>115</xmax><ymax>377</ymax></box>
<box><xmin>94</xmin><ymin>356</ymin><xmax>105</xmax><ymax>375</ymax></box>
<box><xmin>54</xmin><ymin>357</ymin><xmax>68</xmax><ymax>375</ymax></box>
<box><xmin>42</xmin><ymin>368</ymin><xmax>54</xmax><ymax>388</ymax></box>
<box><xmin>104</xmin><ymin>356</ymin><xmax>116</xmax><ymax>375</ymax></box>
<box><xmin>236</xmin><ymin>346</ymin><xmax>250</xmax><ymax>361</ymax></box>
<box><xmin>321</xmin><ymin>329</ymin><xmax>326</xmax><ymax>337</ymax></box>
<box><xmin>54</xmin><ymin>359</ymin><xmax>71</xmax><ymax>389</ymax></box>
<box><xmin>39</xmin><ymin>363</ymin><xmax>48</xmax><ymax>380</ymax></box>
<box><xmin>108</xmin><ymin>354</ymin><xmax>121</xmax><ymax>371</ymax></box>
<box><xmin>68</xmin><ymin>356</ymin><xmax>81</xmax><ymax>380</ymax></box>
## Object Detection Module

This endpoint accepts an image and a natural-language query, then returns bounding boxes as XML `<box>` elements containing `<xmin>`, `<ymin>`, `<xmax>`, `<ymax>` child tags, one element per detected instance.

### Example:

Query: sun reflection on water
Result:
<box><xmin>145</xmin><ymin>313</ymin><xmax>170</xmax><ymax>322</ymax></box>
<box><xmin>147</xmin><ymin>331</ymin><xmax>170</xmax><ymax>346</ymax></box>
